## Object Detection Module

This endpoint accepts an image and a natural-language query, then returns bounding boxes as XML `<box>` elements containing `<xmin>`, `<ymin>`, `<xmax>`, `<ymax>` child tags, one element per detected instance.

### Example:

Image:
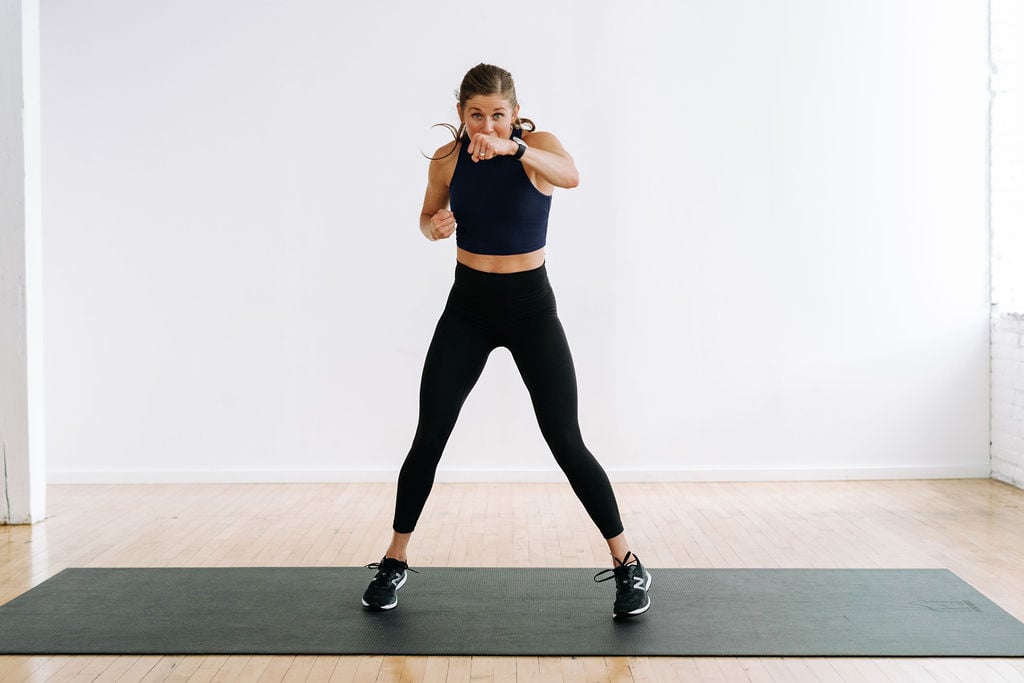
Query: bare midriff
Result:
<box><xmin>456</xmin><ymin>247</ymin><xmax>546</xmax><ymax>274</ymax></box>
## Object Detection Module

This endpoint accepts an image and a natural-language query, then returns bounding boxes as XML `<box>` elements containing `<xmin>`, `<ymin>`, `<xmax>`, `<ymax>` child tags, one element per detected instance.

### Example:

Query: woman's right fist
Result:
<box><xmin>430</xmin><ymin>209</ymin><xmax>457</xmax><ymax>240</ymax></box>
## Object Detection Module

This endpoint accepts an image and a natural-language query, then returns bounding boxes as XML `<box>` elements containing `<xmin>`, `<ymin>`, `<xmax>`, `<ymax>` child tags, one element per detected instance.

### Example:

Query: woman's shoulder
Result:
<box><xmin>428</xmin><ymin>139</ymin><xmax>460</xmax><ymax>168</ymax></box>
<box><xmin>427</xmin><ymin>139</ymin><xmax>460</xmax><ymax>185</ymax></box>
<box><xmin>431</xmin><ymin>138</ymin><xmax>460</xmax><ymax>159</ymax></box>
<box><xmin>521</xmin><ymin>129</ymin><xmax>565</xmax><ymax>152</ymax></box>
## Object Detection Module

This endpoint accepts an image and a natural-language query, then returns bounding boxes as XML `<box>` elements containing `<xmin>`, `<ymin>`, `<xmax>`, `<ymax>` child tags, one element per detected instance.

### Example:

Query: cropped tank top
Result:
<box><xmin>449</xmin><ymin>128</ymin><xmax>553</xmax><ymax>256</ymax></box>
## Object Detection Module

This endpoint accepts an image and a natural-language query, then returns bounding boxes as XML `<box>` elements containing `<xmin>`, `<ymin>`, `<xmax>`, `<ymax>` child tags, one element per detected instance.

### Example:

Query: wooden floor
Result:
<box><xmin>2</xmin><ymin>479</ymin><xmax>1024</xmax><ymax>682</ymax></box>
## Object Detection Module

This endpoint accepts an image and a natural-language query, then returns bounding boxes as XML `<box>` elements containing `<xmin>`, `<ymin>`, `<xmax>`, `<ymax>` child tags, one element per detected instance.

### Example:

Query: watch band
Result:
<box><xmin>512</xmin><ymin>137</ymin><xmax>528</xmax><ymax>160</ymax></box>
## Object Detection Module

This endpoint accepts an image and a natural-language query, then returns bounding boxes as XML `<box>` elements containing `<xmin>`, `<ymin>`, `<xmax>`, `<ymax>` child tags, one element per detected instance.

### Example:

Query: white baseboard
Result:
<box><xmin>46</xmin><ymin>464</ymin><xmax>992</xmax><ymax>485</ymax></box>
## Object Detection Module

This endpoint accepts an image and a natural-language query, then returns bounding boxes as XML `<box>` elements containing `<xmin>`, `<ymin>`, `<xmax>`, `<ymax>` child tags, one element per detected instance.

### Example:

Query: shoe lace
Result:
<box><xmin>365</xmin><ymin>561</ymin><xmax>418</xmax><ymax>587</ymax></box>
<box><xmin>593</xmin><ymin>551</ymin><xmax>640</xmax><ymax>590</ymax></box>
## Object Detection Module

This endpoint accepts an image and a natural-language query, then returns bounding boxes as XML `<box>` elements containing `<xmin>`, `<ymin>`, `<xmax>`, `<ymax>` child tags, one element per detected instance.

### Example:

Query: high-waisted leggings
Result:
<box><xmin>393</xmin><ymin>262</ymin><xmax>624</xmax><ymax>539</ymax></box>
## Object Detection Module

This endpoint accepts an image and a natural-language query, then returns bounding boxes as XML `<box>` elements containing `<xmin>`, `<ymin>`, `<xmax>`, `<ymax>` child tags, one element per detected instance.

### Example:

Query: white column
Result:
<box><xmin>0</xmin><ymin>0</ymin><xmax>45</xmax><ymax>524</ymax></box>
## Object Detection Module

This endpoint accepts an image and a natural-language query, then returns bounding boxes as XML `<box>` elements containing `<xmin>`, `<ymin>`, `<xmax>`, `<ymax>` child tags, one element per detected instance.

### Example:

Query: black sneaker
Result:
<box><xmin>361</xmin><ymin>557</ymin><xmax>415</xmax><ymax>611</ymax></box>
<box><xmin>593</xmin><ymin>551</ymin><xmax>652</xmax><ymax>620</ymax></box>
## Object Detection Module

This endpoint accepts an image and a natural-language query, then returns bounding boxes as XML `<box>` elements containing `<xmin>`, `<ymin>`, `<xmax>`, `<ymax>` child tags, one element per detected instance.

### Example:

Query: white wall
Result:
<box><xmin>990</xmin><ymin>0</ymin><xmax>1024</xmax><ymax>488</ymax></box>
<box><xmin>41</xmin><ymin>0</ymin><xmax>991</xmax><ymax>483</ymax></box>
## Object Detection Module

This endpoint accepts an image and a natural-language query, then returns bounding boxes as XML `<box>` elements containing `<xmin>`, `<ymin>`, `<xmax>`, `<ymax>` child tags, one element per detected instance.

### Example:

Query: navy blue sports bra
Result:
<box><xmin>449</xmin><ymin>129</ymin><xmax>552</xmax><ymax>256</ymax></box>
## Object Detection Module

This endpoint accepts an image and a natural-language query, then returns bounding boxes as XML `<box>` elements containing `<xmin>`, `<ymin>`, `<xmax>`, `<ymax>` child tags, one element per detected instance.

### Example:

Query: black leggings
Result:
<box><xmin>393</xmin><ymin>262</ymin><xmax>624</xmax><ymax>539</ymax></box>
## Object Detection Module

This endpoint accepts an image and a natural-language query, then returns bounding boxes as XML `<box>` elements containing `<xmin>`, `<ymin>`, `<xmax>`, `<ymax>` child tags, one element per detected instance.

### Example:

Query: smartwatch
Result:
<box><xmin>512</xmin><ymin>137</ymin><xmax>528</xmax><ymax>160</ymax></box>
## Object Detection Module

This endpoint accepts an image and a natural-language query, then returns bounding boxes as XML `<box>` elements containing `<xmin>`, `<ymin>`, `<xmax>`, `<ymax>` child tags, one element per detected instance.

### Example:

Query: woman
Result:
<box><xmin>362</xmin><ymin>63</ymin><xmax>651</xmax><ymax>620</ymax></box>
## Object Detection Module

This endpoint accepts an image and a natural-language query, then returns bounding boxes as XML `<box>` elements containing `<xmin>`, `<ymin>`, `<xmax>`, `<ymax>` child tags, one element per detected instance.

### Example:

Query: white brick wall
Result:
<box><xmin>992</xmin><ymin>314</ymin><xmax>1024</xmax><ymax>487</ymax></box>
<box><xmin>990</xmin><ymin>1</ymin><xmax>1024</xmax><ymax>488</ymax></box>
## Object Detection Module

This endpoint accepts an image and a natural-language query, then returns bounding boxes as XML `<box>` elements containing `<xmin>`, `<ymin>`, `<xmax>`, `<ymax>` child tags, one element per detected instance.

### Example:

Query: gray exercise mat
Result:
<box><xmin>0</xmin><ymin>567</ymin><xmax>1022</xmax><ymax>656</ymax></box>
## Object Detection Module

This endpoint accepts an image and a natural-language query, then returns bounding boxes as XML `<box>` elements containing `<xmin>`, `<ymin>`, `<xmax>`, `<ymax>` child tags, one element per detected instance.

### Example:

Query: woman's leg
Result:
<box><xmin>505</xmin><ymin>312</ymin><xmax>627</xmax><ymax>559</ymax></box>
<box><xmin>606</xmin><ymin>533</ymin><xmax>635</xmax><ymax>566</ymax></box>
<box><xmin>384</xmin><ymin>531</ymin><xmax>412</xmax><ymax>562</ymax></box>
<box><xmin>390</xmin><ymin>309</ymin><xmax>494</xmax><ymax>546</ymax></box>
<box><xmin>507</xmin><ymin>309</ymin><xmax>651</xmax><ymax>620</ymax></box>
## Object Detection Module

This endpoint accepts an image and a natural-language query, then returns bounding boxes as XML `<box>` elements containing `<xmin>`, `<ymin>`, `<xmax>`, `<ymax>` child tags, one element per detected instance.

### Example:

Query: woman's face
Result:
<box><xmin>458</xmin><ymin>94</ymin><xmax>519</xmax><ymax>138</ymax></box>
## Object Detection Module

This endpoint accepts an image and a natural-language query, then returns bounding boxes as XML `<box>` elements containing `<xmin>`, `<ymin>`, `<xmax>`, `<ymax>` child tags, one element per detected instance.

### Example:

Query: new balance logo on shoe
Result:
<box><xmin>361</xmin><ymin>557</ymin><xmax>416</xmax><ymax>611</ymax></box>
<box><xmin>593</xmin><ymin>551</ymin><xmax>653</xmax><ymax>620</ymax></box>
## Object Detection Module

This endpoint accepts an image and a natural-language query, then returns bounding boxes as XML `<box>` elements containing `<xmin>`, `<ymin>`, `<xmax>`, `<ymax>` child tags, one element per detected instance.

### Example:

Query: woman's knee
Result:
<box><xmin>542</xmin><ymin>424</ymin><xmax>586</xmax><ymax>459</ymax></box>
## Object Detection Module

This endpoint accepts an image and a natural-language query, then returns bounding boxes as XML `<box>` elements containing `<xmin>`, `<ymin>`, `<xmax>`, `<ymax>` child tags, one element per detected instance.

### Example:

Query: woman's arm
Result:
<box><xmin>467</xmin><ymin>130</ymin><xmax>579</xmax><ymax>192</ymax></box>
<box><xmin>419</xmin><ymin>142</ymin><xmax>458</xmax><ymax>241</ymax></box>
<box><xmin>517</xmin><ymin>131</ymin><xmax>580</xmax><ymax>190</ymax></box>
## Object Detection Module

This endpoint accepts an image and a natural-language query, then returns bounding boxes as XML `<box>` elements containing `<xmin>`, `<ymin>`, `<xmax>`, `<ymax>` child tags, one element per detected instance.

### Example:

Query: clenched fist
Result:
<box><xmin>429</xmin><ymin>209</ymin><xmax>457</xmax><ymax>240</ymax></box>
